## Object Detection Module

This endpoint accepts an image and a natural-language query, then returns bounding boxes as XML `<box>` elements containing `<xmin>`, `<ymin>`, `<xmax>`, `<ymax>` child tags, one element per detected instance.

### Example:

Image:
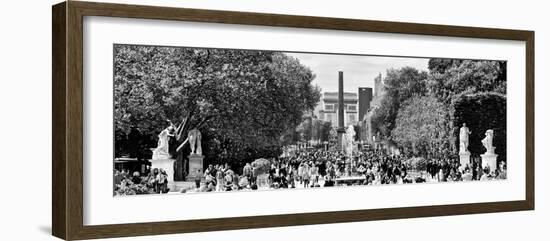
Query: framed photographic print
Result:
<box><xmin>52</xmin><ymin>1</ymin><xmax>534</xmax><ymax>240</ymax></box>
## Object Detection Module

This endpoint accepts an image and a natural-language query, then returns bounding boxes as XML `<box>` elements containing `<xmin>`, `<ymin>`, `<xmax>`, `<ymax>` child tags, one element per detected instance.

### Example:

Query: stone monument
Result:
<box><xmin>345</xmin><ymin>125</ymin><xmax>356</xmax><ymax>157</ymax></box>
<box><xmin>150</xmin><ymin>124</ymin><xmax>176</xmax><ymax>190</ymax></box>
<box><xmin>336</xmin><ymin>71</ymin><xmax>346</xmax><ymax>151</ymax></box>
<box><xmin>186</xmin><ymin>128</ymin><xmax>204</xmax><ymax>180</ymax></box>
<box><xmin>256</xmin><ymin>174</ymin><xmax>270</xmax><ymax>189</ymax></box>
<box><xmin>480</xmin><ymin>129</ymin><xmax>498</xmax><ymax>171</ymax></box>
<box><xmin>458</xmin><ymin>123</ymin><xmax>472</xmax><ymax>167</ymax></box>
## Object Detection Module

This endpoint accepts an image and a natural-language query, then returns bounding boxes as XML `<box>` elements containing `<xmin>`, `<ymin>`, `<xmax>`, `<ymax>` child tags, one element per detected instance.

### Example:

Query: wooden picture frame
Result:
<box><xmin>52</xmin><ymin>1</ymin><xmax>534</xmax><ymax>240</ymax></box>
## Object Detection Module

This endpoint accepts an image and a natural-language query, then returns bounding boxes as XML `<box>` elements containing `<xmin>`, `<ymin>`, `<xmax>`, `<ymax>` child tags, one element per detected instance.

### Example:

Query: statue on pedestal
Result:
<box><xmin>345</xmin><ymin>125</ymin><xmax>356</xmax><ymax>156</ymax></box>
<box><xmin>152</xmin><ymin>123</ymin><xmax>175</xmax><ymax>160</ymax></box>
<box><xmin>167</xmin><ymin>115</ymin><xmax>212</xmax><ymax>180</ymax></box>
<box><xmin>482</xmin><ymin>129</ymin><xmax>495</xmax><ymax>154</ymax></box>
<box><xmin>150</xmin><ymin>121</ymin><xmax>177</xmax><ymax>189</ymax></box>
<box><xmin>459</xmin><ymin>123</ymin><xmax>471</xmax><ymax>154</ymax></box>
<box><xmin>188</xmin><ymin>128</ymin><xmax>202</xmax><ymax>155</ymax></box>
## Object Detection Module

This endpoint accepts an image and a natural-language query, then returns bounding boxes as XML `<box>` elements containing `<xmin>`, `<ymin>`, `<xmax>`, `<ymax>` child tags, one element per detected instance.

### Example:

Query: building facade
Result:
<box><xmin>362</xmin><ymin>73</ymin><xmax>386</xmax><ymax>144</ymax></box>
<box><xmin>315</xmin><ymin>76</ymin><xmax>379</xmax><ymax>143</ymax></box>
<box><xmin>358</xmin><ymin>87</ymin><xmax>373</xmax><ymax>122</ymax></box>
<box><xmin>318</xmin><ymin>92</ymin><xmax>358</xmax><ymax>127</ymax></box>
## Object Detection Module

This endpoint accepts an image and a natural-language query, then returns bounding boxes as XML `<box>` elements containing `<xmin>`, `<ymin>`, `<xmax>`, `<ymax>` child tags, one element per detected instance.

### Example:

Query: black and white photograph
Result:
<box><xmin>1</xmin><ymin>0</ymin><xmax>545</xmax><ymax>240</ymax></box>
<box><xmin>113</xmin><ymin>44</ymin><xmax>507</xmax><ymax>196</ymax></box>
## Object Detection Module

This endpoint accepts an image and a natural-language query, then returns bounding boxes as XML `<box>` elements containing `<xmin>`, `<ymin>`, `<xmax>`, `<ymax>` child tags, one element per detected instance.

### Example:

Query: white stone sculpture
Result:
<box><xmin>482</xmin><ymin>129</ymin><xmax>495</xmax><ymax>155</ymax></box>
<box><xmin>152</xmin><ymin>124</ymin><xmax>175</xmax><ymax>160</ymax></box>
<box><xmin>188</xmin><ymin>128</ymin><xmax>202</xmax><ymax>155</ymax></box>
<box><xmin>345</xmin><ymin>125</ymin><xmax>356</xmax><ymax>155</ymax></box>
<box><xmin>459</xmin><ymin>123</ymin><xmax>472</xmax><ymax>154</ymax></box>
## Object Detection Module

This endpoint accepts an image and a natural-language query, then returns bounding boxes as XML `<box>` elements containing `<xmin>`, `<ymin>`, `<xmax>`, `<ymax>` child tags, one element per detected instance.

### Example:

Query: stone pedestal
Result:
<box><xmin>256</xmin><ymin>174</ymin><xmax>270</xmax><ymax>189</ymax></box>
<box><xmin>481</xmin><ymin>153</ymin><xmax>498</xmax><ymax>171</ymax></box>
<box><xmin>150</xmin><ymin>158</ymin><xmax>176</xmax><ymax>190</ymax></box>
<box><xmin>459</xmin><ymin>152</ymin><xmax>471</xmax><ymax>167</ymax></box>
<box><xmin>186</xmin><ymin>154</ymin><xmax>204</xmax><ymax>180</ymax></box>
<box><xmin>337</xmin><ymin>128</ymin><xmax>346</xmax><ymax>151</ymax></box>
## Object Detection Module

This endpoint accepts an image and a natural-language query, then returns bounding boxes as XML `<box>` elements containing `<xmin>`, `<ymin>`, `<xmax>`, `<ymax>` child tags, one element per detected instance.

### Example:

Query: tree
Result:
<box><xmin>328</xmin><ymin>127</ymin><xmax>337</xmax><ymax>147</ymax></box>
<box><xmin>427</xmin><ymin>59</ymin><xmax>464</xmax><ymax>75</ymax></box>
<box><xmin>426</xmin><ymin>59</ymin><xmax>506</xmax><ymax>154</ymax></box>
<box><xmin>428</xmin><ymin>59</ymin><xmax>506</xmax><ymax>105</ymax></box>
<box><xmin>296</xmin><ymin>116</ymin><xmax>313</xmax><ymax>141</ymax></box>
<box><xmin>368</xmin><ymin>59</ymin><xmax>506</xmax><ymax>158</ymax></box>
<box><xmin>370</xmin><ymin>67</ymin><xmax>428</xmax><ymax>138</ymax></box>
<box><xmin>114</xmin><ymin>45</ymin><xmax>320</xmax><ymax>177</ymax></box>
<box><xmin>391</xmin><ymin>95</ymin><xmax>449</xmax><ymax>157</ymax></box>
<box><xmin>319</xmin><ymin>121</ymin><xmax>333</xmax><ymax>142</ymax></box>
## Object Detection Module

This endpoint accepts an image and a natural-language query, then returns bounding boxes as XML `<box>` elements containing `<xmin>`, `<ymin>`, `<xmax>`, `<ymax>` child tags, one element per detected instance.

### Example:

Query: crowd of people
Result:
<box><xmin>193</xmin><ymin>147</ymin><xmax>507</xmax><ymax>193</ymax></box>
<box><xmin>114</xmin><ymin>168</ymin><xmax>170</xmax><ymax>195</ymax></box>
<box><xmin>113</xmin><ymin>147</ymin><xmax>507</xmax><ymax>195</ymax></box>
<box><xmin>426</xmin><ymin>158</ymin><xmax>507</xmax><ymax>182</ymax></box>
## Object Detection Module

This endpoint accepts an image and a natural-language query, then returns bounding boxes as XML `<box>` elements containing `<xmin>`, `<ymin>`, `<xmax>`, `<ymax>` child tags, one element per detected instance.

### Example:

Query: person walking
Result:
<box><xmin>155</xmin><ymin>168</ymin><xmax>167</xmax><ymax>193</ymax></box>
<box><xmin>302</xmin><ymin>163</ymin><xmax>310</xmax><ymax>188</ymax></box>
<box><xmin>194</xmin><ymin>169</ymin><xmax>202</xmax><ymax>189</ymax></box>
<box><xmin>215</xmin><ymin>166</ymin><xmax>224</xmax><ymax>192</ymax></box>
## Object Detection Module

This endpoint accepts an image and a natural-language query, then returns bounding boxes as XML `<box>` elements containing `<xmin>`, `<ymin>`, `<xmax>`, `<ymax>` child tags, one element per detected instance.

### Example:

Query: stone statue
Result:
<box><xmin>188</xmin><ymin>128</ymin><xmax>202</xmax><ymax>155</ymax></box>
<box><xmin>346</xmin><ymin>126</ymin><xmax>356</xmax><ymax>145</ymax></box>
<box><xmin>152</xmin><ymin>124</ymin><xmax>175</xmax><ymax>160</ymax></box>
<box><xmin>459</xmin><ymin>123</ymin><xmax>472</xmax><ymax>154</ymax></box>
<box><xmin>482</xmin><ymin>129</ymin><xmax>495</xmax><ymax>154</ymax></box>
<box><xmin>345</xmin><ymin>125</ymin><xmax>356</xmax><ymax>155</ymax></box>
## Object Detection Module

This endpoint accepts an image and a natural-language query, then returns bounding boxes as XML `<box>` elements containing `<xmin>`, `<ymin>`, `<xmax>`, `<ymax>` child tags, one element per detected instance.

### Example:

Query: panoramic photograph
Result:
<box><xmin>112</xmin><ymin>44</ymin><xmax>507</xmax><ymax>196</ymax></box>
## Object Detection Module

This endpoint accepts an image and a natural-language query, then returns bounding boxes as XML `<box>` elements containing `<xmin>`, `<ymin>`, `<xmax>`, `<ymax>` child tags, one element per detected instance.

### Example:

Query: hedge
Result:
<box><xmin>452</xmin><ymin>92</ymin><xmax>506</xmax><ymax>163</ymax></box>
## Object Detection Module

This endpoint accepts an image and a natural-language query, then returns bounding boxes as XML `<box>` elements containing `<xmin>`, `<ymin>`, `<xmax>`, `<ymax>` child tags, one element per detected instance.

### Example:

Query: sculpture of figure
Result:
<box><xmin>346</xmin><ymin>125</ymin><xmax>356</xmax><ymax>142</ymax></box>
<box><xmin>152</xmin><ymin>123</ymin><xmax>175</xmax><ymax>159</ymax></box>
<box><xmin>188</xmin><ymin>128</ymin><xmax>202</xmax><ymax>155</ymax></box>
<box><xmin>345</xmin><ymin>125</ymin><xmax>356</xmax><ymax>155</ymax></box>
<box><xmin>482</xmin><ymin>129</ymin><xmax>495</xmax><ymax>154</ymax></box>
<box><xmin>459</xmin><ymin>123</ymin><xmax>472</xmax><ymax>154</ymax></box>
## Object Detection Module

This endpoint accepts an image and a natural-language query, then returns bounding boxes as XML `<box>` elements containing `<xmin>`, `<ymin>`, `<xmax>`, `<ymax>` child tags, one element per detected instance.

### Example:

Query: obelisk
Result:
<box><xmin>337</xmin><ymin>71</ymin><xmax>346</xmax><ymax>151</ymax></box>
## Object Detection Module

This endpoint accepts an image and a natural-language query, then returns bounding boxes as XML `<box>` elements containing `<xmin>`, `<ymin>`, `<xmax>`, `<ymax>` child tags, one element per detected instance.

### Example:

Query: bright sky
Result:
<box><xmin>286</xmin><ymin>52</ymin><xmax>430</xmax><ymax>93</ymax></box>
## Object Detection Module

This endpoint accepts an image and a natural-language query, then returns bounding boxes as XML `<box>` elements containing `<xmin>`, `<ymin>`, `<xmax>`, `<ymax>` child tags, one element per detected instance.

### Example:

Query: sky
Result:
<box><xmin>286</xmin><ymin>52</ymin><xmax>430</xmax><ymax>94</ymax></box>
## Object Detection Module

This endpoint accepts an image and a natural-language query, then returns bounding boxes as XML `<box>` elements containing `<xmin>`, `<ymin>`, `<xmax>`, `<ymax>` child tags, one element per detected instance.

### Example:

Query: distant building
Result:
<box><xmin>374</xmin><ymin>73</ymin><xmax>384</xmax><ymax>97</ymax></box>
<box><xmin>357</xmin><ymin>87</ymin><xmax>373</xmax><ymax>141</ymax></box>
<box><xmin>318</xmin><ymin>92</ymin><xmax>358</xmax><ymax>126</ymax></box>
<box><xmin>358</xmin><ymin>87</ymin><xmax>373</xmax><ymax>121</ymax></box>
<box><xmin>315</xmin><ymin>74</ymin><xmax>379</xmax><ymax>142</ymax></box>
<box><xmin>362</xmin><ymin>73</ymin><xmax>386</xmax><ymax>144</ymax></box>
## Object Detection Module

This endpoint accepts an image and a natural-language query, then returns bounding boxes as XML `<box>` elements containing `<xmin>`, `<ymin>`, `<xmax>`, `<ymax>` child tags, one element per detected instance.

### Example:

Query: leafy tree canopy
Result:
<box><xmin>452</xmin><ymin>92</ymin><xmax>506</xmax><ymax>162</ymax></box>
<box><xmin>370</xmin><ymin>59</ymin><xmax>506</xmax><ymax>158</ymax></box>
<box><xmin>114</xmin><ymin>45</ymin><xmax>320</xmax><ymax>162</ymax></box>
<box><xmin>371</xmin><ymin>67</ymin><xmax>428</xmax><ymax>138</ymax></box>
<box><xmin>428</xmin><ymin>59</ymin><xmax>506</xmax><ymax>105</ymax></box>
<box><xmin>391</xmin><ymin>95</ymin><xmax>449</xmax><ymax>157</ymax></box>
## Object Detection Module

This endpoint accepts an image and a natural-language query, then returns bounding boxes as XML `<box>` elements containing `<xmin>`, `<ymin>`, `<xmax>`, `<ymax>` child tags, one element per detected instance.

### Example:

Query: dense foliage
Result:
<box><xmin>391</xmin><ymin>95</ymin><xmax>450</xmax><ymax>157</ymax></box>
<box><xmin>428</xmin><ymin>59</ymin><xmax>506</xmax><ymax>104</ymax></box>
<box><xmin>452</xmin><ymin>92</ymin><xmax>506</xmax><ymax>161</ymax></box>
<box><xmin>114</xmin><ymin>180</ymin><xmax>155</xmax><ymax>196</ymax></box>
<box><xmin>370</xmin><ymin>67</ymin><xmax>428</xmax><ymax>137</ymax></box>
<box><xmin>114</xmin><ymin>45</ymin><xmax>320</xmax><ymax>173</ymax></box>
<box><xmin>371</xmin><ymin>59</ymin><xmax>506</xmax><ymax>159</ymax></box>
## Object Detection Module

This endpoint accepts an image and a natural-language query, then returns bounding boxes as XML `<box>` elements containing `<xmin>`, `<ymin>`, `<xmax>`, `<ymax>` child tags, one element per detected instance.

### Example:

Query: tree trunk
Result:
<box><xmin>175</xmin><ymin>151</ymin><xmax>186</xmax><ymax>181</ymax></box>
